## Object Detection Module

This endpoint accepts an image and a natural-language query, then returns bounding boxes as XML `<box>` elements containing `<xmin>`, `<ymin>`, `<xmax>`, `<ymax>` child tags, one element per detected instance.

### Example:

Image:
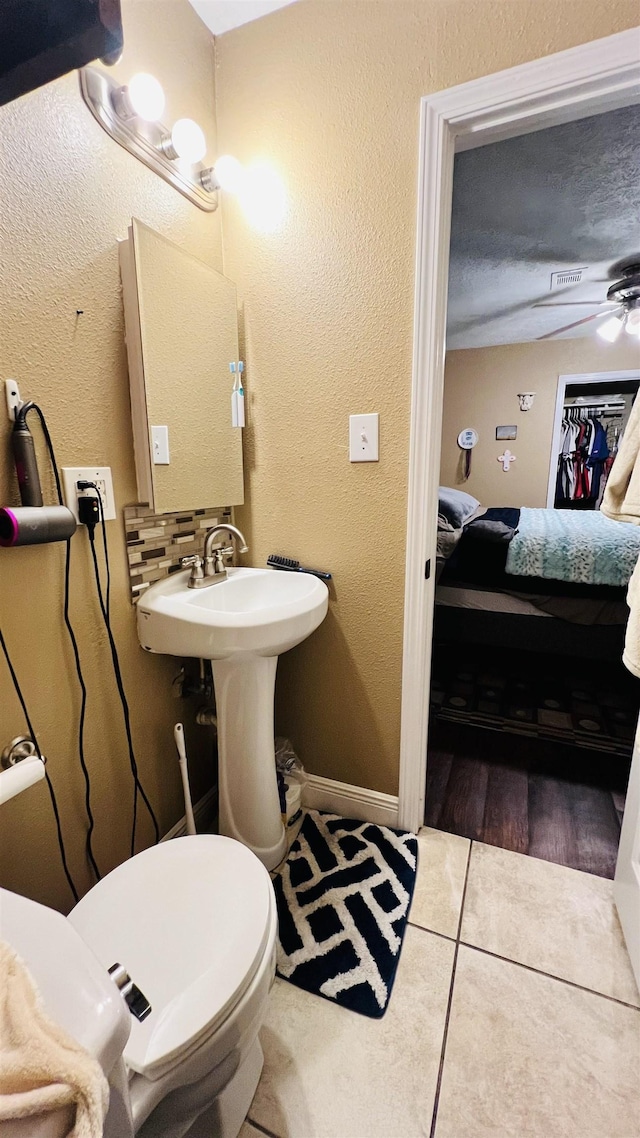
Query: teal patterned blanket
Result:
<box><xmin>505</xmin><ymin>507</ymin><xmax>640</xmax><ymax>587</ymax></box>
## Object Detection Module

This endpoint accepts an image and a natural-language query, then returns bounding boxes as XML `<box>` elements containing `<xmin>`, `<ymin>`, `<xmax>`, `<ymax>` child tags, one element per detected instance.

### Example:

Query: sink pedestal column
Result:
<box><xmin>212</xmin><ymin>654</ymin><xmax>287</xmax><ymax>871</ymax></box>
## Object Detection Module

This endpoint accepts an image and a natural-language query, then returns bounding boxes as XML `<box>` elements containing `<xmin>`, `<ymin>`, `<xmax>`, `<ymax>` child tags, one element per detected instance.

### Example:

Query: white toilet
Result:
<box><xmin>0</xmin><ymin>834</ymin><xmax>277</xmax><ymax>1138</ymax></box>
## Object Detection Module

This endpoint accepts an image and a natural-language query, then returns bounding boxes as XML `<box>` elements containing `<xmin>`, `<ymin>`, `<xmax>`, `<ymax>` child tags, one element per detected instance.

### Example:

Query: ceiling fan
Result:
<box><xmin>534</xmin><ymin>255</ymin><xmax>640</xmax><ymax>341</ymax></box>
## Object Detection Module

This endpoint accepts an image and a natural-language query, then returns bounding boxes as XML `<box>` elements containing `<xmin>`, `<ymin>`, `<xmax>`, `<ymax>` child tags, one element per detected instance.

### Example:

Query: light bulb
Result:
<box><xmin>239</xmin><ymin>161</ymin><xmax>287</xmax><ymax>234</ymax></box>
<box><xmin>170</xmin><ymin>119</ymin><xmax>207</xmax><ymax>163</ymax></box>
<box><xmin>597</xmin><ymin>313</ymin><xmax>624</xmax><ymax>343</ymax></box>
<box><xmin>127</xmin><ymin>73</ymin><xmax>165</xmax><ymax>121</ymax></box>
<box><xmin>213</xmin><ymin>155</ymin><xmax>246</xmax><ymax>194</ymax></box>
<box><xmin>626</xmin><ymin>308</ymin><xmax>640</xmax><ymax>338</ymax></box>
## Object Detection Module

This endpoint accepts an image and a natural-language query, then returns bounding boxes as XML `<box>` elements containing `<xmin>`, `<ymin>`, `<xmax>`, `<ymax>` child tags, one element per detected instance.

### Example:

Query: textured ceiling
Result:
<box><xmin>189</xmin><ymin>0</ymin><xmax>296</xmax><ymax>36</ymax></box>
<box><xmin>447</xmin><ymin>105</ymin><xmax>640</xmax><ymax>349</ymax></box>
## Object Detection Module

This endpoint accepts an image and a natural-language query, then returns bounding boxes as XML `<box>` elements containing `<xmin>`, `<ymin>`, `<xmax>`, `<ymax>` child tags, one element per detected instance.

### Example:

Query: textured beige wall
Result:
<box><xmin>441</xmin><ymin>338</ymin><xmax>640</xmax><ymax>507</ymax></box>
<box><xmin>0</xmin><ymin>0</ymin><xmax>222</xmax><ymax>912</ymax></box>
<box><xmin>215</xmin><ymin>0</ymin><xmax>639</xmax><ymax>795</ymax></box>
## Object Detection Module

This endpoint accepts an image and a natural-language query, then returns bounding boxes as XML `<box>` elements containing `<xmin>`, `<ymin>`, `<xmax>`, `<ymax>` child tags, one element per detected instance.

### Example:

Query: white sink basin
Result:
<box><xmin>137</xmin><ymin>566</ymin><xmax>328</xmax><ymax>660</ymax></box>
<box><xmin>137</xmin><ymin>566</ymin><xmax>329</xmax><ymax>870</ymax></box>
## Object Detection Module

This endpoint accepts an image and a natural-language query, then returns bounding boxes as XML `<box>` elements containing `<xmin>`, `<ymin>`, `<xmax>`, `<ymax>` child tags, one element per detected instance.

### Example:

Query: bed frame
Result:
<box><xmin>433</xmin><ymin>603</ymin><xmax>626</xmax><ymax>662</ymax></box>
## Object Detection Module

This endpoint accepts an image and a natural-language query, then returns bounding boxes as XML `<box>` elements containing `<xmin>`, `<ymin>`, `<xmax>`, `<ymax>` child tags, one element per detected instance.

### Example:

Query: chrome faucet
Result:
<box><xmin>181</xmin><ymin>524</ymin><xmax>249</xmax><ymax>589</ymax></box>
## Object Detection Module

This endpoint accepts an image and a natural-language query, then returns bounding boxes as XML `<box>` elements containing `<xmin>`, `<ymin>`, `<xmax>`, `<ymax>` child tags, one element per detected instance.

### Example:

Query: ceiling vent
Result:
<box><xmin>550</xmin><ymin>267</ymin><xmax>586</xmax><ymax>290</ymax></box>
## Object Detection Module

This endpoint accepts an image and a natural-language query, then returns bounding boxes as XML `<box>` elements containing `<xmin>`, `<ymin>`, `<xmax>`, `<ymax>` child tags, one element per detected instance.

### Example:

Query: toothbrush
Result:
<box><xmin>174</xmin><ymin>723</ymin><xmax>196</xmax><ymax>836</ymax></box>
<box><xmin>230</xmin><ymin>362</ymin><xmax>239</xmax><ymax>427</ymax></box>
<box><xmin>237</xmin><ymin>361</ymin><xmax>245</xmax><ymax>428</ymax></box>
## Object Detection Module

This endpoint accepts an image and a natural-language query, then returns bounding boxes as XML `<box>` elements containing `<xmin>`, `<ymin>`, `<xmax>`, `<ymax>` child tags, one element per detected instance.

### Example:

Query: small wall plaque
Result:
<box><xmin>496</xmin><ymin>425</ymin><xmax>517</xmax><ymax>441</ymax></box>
<box><xmin>517</xmin><ymin>392</ymin><xmax>536</xmax><ymax>411</ymax></box>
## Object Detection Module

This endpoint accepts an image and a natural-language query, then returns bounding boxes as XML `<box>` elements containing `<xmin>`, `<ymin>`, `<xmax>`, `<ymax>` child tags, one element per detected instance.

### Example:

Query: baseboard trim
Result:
<box><xmin>162</xmin><ymin>778</ymin><xmax>399</xmax><ymax>841</ymax></box>
<box><xmin>161</xmin><ymin>785</ymin><xmax>218</xmax><ymax>841</ymax></box>
<box><xmin>303</xmin><ymin>774</ymin><xmax>399</xmax><ymax>828</ymax></box>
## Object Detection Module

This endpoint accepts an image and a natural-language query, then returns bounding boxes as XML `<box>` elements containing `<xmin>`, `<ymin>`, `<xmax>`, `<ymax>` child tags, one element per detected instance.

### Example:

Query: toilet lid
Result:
<box><xmin>68</xmin><ymin>835</ymin><xmax>274</xmax><ymax>1077</ymax></box>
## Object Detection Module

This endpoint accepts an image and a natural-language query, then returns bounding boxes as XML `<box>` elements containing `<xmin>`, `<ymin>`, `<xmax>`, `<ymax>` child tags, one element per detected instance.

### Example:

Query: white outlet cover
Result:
<box><xmin>61</xmin><ymin>466</ymin><xmax>117</xmax><ymax>522</ymax></box>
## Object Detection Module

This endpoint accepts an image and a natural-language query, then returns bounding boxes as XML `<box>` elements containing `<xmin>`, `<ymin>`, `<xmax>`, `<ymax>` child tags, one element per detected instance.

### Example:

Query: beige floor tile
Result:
<box><xmin>460</xmin><ymin>841</ymin><xmax>639</xmax><ymax>1006</ymax></box>
<box><xmin>249</xmin><ymin>925</ymin><xmax>454</xmax><ymax>1138</ymax></box>
<box><xmin>409</xmin><ymin>827</ymin><xmax>470</xmax><ymax>939</ymax></box>
<box><xmin>435</xmin><ymin>946</ymin><xmax>640</xmax><ymax>1138</ymax></box>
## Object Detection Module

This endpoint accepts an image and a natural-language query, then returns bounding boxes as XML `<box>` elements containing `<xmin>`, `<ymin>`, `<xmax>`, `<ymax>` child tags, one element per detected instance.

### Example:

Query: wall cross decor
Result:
<box><xmin>498</xmin><ymin>449</ymin><xmax>516</xmax><ymax>472</ymax></box>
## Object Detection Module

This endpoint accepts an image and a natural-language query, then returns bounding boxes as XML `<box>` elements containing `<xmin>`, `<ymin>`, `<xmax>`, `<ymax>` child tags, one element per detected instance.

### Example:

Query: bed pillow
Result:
<box><xmin>465</xmin><ymin>519</ymin><xmax>516</xmax><ymax>543</ymax></box>
<box><xmin>438</xmin><ymin>486</ymin><xmax>481</xmax><ymax>528</ymax></box>
<box><xmin>464</xmin><ymin>506</ymin><xmax>520</xmax><ymax>543</ymax></box>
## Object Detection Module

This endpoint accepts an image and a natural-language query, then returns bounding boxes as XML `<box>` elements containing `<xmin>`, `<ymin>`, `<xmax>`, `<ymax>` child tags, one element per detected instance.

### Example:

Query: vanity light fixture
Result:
<box><xmin>164</xmin><ymin>118</ymin><xmax>208</xmax><ymax>163</ymax></box>
<box><xmin>80</xmin><ymin>66</ymin><xmax>286</xmax><ymax>229</ymax></box>
<box><xmin>115</xmin><ymin>72</ymin><xmax>166</xmax><ymax>122</ymax></box>
<box><xmin>211</xmin><ymin>154</ymin><xmax>246</xmax><ymax>194</ymax></box>
<box><xmin>79</xmin><ymin>66</ymin><xmax>218</xmax><ymax>212</ymax></box>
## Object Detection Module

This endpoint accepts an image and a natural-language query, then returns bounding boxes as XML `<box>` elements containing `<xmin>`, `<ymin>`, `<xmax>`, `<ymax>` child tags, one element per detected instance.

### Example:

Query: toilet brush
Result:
<box><xmin>174</xmin><ymin>723</ymin><xmax>197</xmax><ymax>836</ymax></box>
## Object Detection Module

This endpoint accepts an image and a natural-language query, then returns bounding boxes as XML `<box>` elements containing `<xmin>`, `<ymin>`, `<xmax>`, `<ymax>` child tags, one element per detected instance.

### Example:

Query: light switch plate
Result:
<box><xmin>61</xmin><ymin>466</ymin><xmax>117</xmax><ymax>522</ymax></box>
<box><xmin>349</xmin><ymin>413</ymin><xmax>379</xmax><ymax>462</ymax></box>
<box><xmin>151</xmin><ymin>425</ymin><xmax>170</xmax><ymax>464</ymax></box>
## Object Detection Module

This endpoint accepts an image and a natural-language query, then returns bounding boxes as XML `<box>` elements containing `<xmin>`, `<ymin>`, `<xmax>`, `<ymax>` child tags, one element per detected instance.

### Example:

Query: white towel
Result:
<box><xmin>0</xmin><ymin>941</ymin><xmax>108</xmax><ymax>1137</ymax></box>
<box><xmin>623</xmin><ymin>557</ymin><xmax>640</xmax><ymax>679</ymax></box>
<box><xmin>601</xmin><ymin>396</ymin><xmax>640</xmax><ymax>677</ymax></box>
<box><xmin>601</xmin><ymin>394</ymin><xmax>640</xmax><ymax>524</ymax></box>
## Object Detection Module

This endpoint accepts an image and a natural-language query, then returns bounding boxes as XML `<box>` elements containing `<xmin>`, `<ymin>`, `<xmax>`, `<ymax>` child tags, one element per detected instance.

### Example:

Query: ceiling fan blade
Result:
<box><xmin>533</xmin><ymin>302</ymin><xmax>612</xmax><ymax>308</ymax></box>
<box><xmin>536</xmin><ymin>308</ymin><xmax>623</xmax><ymax>341</ymax></box>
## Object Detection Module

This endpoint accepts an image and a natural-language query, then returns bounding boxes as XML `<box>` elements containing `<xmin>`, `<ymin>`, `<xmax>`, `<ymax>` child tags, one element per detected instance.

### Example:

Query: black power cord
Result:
<box><xmin>0</xmin><ymin>626</ymin><xmax>79</xmax><ymax>903</ymax></box>
<box><xmin>19</xmin><ymin>404</ymin><xmax>102</xmax><ymax>883</ymax></box>
<box><xmin>78</xmin><ymin>482</ymin><xmax>160</xmax><ymax>855</ymax></box>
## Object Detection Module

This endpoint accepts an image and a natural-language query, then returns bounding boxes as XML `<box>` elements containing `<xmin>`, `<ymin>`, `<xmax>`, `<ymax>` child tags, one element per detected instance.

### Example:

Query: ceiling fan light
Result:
<box><xmin>597</xmin><ymin>314</ymin><xmax>624</xmax><ymax>343</ymax></box>
<box><xmin>626</xmin><ymin>308</ymin><xmax>640</xmax><ymax>338</ymax></box>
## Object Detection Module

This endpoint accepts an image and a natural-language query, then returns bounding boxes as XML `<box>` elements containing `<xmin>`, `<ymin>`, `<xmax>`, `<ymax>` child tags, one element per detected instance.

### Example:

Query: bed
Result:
<box><xmin>435</xmin><ymin>488</ymin><xmax>640</xmax><ymax>660</ymax></box>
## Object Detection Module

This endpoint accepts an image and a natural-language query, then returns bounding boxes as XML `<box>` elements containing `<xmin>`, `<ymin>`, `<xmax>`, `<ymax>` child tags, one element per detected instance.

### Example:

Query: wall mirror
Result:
<box><xmin>120</xmin><ymin>218</ymin><xmax>244</xmax><ymax>513</ymax></box>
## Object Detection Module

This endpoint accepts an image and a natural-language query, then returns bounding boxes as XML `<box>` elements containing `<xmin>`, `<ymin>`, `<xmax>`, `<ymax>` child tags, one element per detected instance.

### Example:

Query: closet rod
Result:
<box><xmin>564</xmin><ymin>402</ymin><xmax>625</xmax><ymax>412</ymax></box>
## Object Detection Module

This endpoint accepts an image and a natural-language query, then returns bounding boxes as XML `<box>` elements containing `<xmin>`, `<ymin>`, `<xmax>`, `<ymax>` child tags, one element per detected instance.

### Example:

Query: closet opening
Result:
<box><xmin>548</xmin><ymin>374</ymin><xmax>640</xmax><ymax>509</ymax></box>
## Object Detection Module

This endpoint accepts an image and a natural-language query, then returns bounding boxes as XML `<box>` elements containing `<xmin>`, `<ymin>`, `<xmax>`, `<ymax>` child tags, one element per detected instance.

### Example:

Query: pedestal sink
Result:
<box><xmin>137</xmin><ymin>568</ymin><xmax>329</xmax><ymax>870</ymax></box>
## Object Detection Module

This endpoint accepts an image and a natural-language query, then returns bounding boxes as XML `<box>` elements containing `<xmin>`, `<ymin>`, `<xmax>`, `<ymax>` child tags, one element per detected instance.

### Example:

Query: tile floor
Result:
<box><xmin>241</xmin><ymin>829</ymin><xmax>640</xmax><ymax>1138</ymax></box>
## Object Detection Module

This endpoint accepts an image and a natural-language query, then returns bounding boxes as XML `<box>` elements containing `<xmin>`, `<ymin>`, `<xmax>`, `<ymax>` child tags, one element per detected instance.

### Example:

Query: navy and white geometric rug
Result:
<box><xmin>273</xmin><ymin>810</ymin><xmax>418</xmax><ymax>1018</ymax></box>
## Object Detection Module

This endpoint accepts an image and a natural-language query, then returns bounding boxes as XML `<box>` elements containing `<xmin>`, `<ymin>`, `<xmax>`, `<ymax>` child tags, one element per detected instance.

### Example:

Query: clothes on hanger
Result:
<box><xmin>555</xmin><ymin>405</ymin><xmax>614</xmax><ymax>509</ymax></box>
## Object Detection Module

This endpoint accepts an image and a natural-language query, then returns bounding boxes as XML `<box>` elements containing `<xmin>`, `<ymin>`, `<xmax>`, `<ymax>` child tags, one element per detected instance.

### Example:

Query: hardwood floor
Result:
<box><xmin>425</xmin><ymin>721</ymin><xmax>627</xmax><ymax>879</ymax></box>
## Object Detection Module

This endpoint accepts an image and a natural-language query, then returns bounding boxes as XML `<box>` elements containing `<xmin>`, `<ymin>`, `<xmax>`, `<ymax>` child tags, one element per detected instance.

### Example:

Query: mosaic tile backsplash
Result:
<box><xmin>124</xmin><ymin>504</ymin><xmax>233</xmax><ymax>601</ymax></box>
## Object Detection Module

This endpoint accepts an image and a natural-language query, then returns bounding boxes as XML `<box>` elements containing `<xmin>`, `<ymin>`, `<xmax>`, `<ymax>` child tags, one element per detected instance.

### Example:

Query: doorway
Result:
<box><xmin>398</xmin><ymin>28</ymin><xmax>640</xmax><ymax>976</ymax></box>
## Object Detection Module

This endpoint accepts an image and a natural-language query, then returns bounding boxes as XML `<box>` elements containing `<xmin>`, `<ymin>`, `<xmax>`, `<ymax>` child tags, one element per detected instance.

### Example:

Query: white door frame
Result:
<box><xmin>546</xmin><ymin>370</ymin><xmax>640</xmax><ymax>508</ymax></box>
<box><xmin>398</xmin><ymin>28</ymin><xmax>640</xmax><ymax>832</ymax></box>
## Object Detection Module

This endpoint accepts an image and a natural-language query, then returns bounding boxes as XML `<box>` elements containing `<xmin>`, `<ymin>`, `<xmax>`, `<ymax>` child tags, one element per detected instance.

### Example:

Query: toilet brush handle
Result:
<box><xmin>174</xmin><ymin>723</ymin><xmax>197</xmax><ymax>836</ymax></box>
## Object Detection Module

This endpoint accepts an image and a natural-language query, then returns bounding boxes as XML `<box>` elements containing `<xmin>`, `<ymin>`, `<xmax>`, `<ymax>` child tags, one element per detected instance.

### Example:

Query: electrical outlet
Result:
<box><xmin>61</xmin><ymin>466</ymin><xmax>117</xmax><ymax>522</ymax></box>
